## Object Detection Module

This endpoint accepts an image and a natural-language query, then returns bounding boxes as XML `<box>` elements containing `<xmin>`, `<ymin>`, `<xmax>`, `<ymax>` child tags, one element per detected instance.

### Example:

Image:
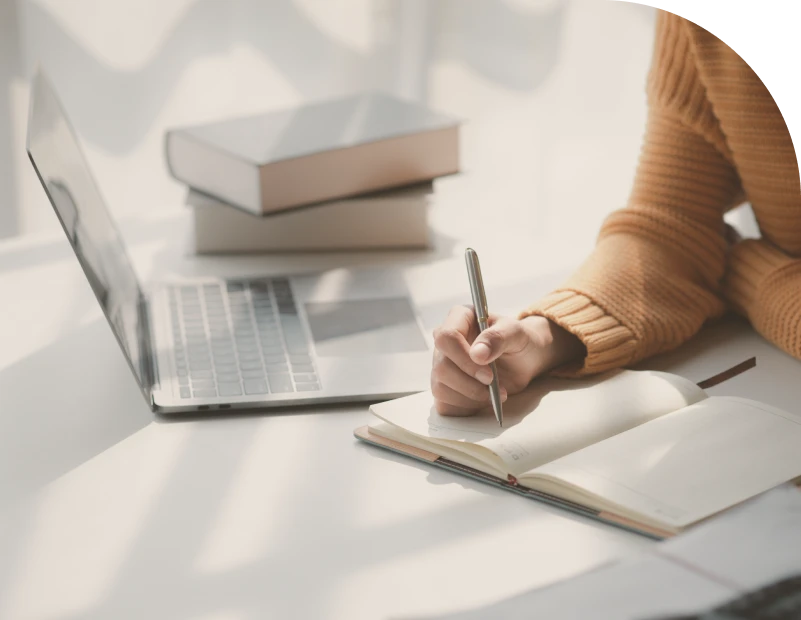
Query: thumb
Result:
<box><xmin>469</xmin><ymin>318</ymin><xmax>528</xmax><ymax>364</ymax></box>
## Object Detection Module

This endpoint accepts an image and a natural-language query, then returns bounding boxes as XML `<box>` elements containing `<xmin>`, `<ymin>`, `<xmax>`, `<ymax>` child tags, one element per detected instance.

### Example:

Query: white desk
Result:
<box><xmin>3</xmin><ymin>2</ymin><xmax>796</xmax><ymax>617</ymax></box>
<box><xmin>1</xmin><ymin>209</ymin><xmax>800</xmax><ymax>620</ymax></box>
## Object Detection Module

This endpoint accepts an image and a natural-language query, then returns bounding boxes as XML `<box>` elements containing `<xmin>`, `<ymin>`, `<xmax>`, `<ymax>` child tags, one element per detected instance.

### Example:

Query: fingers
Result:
<box><xmin>433</xmin><ymin>306</ymin><xmax>489</xmax><ymax>384</ymax></box>
<box><xmin>433</xmin><ymin>354</ymin><xmax>491</xmax><ymax>403</ymax></box>
<box><xmin>469</xmin><ymin>317</ymin><xmax>530</xmax><ymax>365</ymax></box>
<box><xmin>432</xmin><ymin>352</ymin><xmax>509</xmax><ymax>416</ymax></box>
<box><xmin>432</xmin><ymin>382</ymin><xmax>484</xmax><ymax>416</ymax></box>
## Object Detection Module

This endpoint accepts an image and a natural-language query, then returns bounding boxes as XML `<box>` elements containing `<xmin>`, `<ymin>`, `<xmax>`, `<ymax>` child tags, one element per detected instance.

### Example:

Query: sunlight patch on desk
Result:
<box><xmin>193</xmin><ymin>415</ymin><xmax>316</xmax><ymax>575</ymax></box>
<box><xmin>329</xmin><ymin>512</ymin><xmax>625</xmax><ymax>619</ymax></box>
<box><xmin>352</xmin><ymin>454</ymin><xmax>478</xmax><ymax>530</ymax></box>
<box><xmin>0</xmin><ymin>423</ymin><xmax>187</xmax><ymax>620</ymax></box>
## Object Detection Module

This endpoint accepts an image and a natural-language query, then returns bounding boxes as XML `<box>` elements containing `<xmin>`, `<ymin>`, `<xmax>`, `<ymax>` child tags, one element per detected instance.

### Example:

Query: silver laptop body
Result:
<box><xmin>27</xmin><ymin>71</ymin><xmax>431</xmax><ymax>414</ymax></box>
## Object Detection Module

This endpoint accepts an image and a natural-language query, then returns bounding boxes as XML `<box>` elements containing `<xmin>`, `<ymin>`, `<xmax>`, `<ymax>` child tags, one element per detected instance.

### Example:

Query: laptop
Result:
<box><xmin>26</xmin><ymin>71</ymin><xmax>432</xmax><ymax>414</ymax></box>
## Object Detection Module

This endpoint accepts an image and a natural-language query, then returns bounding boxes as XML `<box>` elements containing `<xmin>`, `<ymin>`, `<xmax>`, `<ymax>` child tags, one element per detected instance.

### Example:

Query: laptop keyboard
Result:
<box><xmin>168</xmin><ymin>278</ymin><xmax>321</xmax><ymax>399</ymax></box>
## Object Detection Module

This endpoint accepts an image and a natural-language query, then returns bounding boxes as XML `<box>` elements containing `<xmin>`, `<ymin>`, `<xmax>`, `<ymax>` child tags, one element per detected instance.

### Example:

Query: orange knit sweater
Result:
<box><xmin>522</xmin><ymin>11</ymin><xmax>801</xmax><ymax>375</ymax></box>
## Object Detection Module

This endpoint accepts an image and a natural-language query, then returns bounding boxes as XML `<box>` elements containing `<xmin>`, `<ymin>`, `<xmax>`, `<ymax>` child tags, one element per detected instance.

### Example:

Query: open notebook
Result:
<box><xmin>355</xmin><ymin>363</ymin><xmax>801</xmax><ymax>538</ymax></box>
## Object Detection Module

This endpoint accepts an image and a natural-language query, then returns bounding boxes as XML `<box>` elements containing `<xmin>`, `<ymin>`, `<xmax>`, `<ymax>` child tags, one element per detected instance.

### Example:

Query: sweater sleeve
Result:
<box><xmin>520</xmin><ymin>12</ymin><xmax>744</xmax><ymax>376</ymax></box>
<box><xmin>724</xmin><ymin>239</ymin><xmax>801</xmax><ymax>358</ymax></box>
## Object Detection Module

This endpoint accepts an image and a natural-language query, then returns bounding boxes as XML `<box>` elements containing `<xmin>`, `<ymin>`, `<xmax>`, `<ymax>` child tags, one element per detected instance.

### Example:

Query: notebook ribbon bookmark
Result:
<box><xmin>697</xmin><ymin>357</ymin><xmax>756</xmax><ymax>390</ymax></box>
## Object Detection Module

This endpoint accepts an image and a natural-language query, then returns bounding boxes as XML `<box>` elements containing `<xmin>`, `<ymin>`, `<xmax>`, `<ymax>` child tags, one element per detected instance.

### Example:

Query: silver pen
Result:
<box><xmin>464</xmin><ymin>248</ymin><xmax>503</xmax><ymax>427</ymax></box>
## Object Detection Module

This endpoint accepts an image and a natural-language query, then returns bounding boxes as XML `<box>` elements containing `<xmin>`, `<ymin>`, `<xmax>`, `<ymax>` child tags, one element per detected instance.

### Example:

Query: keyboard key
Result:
<box><xmin>239</xmin><ymin>360</ymin><xmax>262</xmax><ymax>371</ymax></box>
<box><xmin>296</xmin><ymin>383</ymin><xmax>321</xmax><ymax>392</ymax></box>
<box><xmin>226</xmin><ymin>282</ymin><xmax>244</xmax><ymax>292</ymax></box>
<box><xmin>265</xmin><ymin>363</ymin><xmax>289</xmax><ymax>373</ymax></box>
<box><xmin>244</xmin><ymin>379</ymin><xmax>269</xmax><ymax>395</ymax></box>
<box><xmin>214</xmin><ymin>362</ymin><xmax>238</xmax><ymax>373</ymax></box>
<box><xmin>216</xmin><ymin>371</ymin><xmax>240</xmax><ymax>382</ymax></box>
<box><xmin>242</xmin><ymin>369</ymin><xmax>265</xmax><ymax>379</ymax></box>
<box><xmin>212</xmin><ymin>353</ymin><xmax>236</xmax><ymax>365</ymax></box>
<box><xmin>289</xmin><ymin>354</ymin><xmax>312</xmax><ymax>365</ymax></box>
<box><xmin>285</xmin><ymin>342</ymin><xmax>308</xmax><ymax>355</ymax></box>
<box><xmin>293</xmin><ymin>373</ymin><xmax>317</xmax><ymax>383</ymax></box>
<box><xmin>238</xmin><ymin>351</ymin><xmax>261</xmax><ymax>362</ymax></box>
<box><xmin>281</xmin><ymin>315</ymin><xmax>304</xmax><ymax>333</ymax></box>
<box><xmin>267</xmin><ymin>373</ymin><xmax>294</xmax><ymax>393</ymax></box>
<box><xmin>191</xmin><ymin>379</ymin><xmax>216</xmax><ymax>389</ymax></box>
<box><xmin>178</xmin><ymin>376</ymin><xmax>189</xmax><ymax>386</ymax></box>
<box><xmin>291</xmin><ymin>363</ymin><xmax>315</xmax><ymax>373</ymax></box>
<box><xmin>180</xmin><ymin>386</ymin><xmax>191</xmax><ymax>398</ymax></box>
<box><xmin>190</xmin><ymin>361</ymin><xmax>212</xmax><ymax>371</ymax></box>
<box><xmin>218</xmin><ymin>382</ymin><xmax>243</xmax><ymax>397</ymax></box>
<box><xmin>193</xmin><ymin>389</ymin><xmax>217</xmax><ymax>398</ymax></box>
<box><xmin>191</xmin><ymin>369</ymin><xmax>213</xmax><ymax>379</ymax></box>
<box><xmin>262</xmin><ymin>354</ymin><xmax>286</xmax><ymax>364</ymax></box>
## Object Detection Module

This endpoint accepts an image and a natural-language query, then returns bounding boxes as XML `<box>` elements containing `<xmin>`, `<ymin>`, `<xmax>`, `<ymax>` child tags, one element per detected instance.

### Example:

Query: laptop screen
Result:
<box><xmin>26</xmin><ymin>72</ymin><xmax>152</xmax><ymax>396</ymax></box>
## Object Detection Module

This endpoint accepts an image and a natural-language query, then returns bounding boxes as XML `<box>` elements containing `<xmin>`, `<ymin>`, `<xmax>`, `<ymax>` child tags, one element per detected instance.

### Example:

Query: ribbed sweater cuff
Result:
<box><xmin>724</xmin><ymin>239</ymin><xmax>795</xmax><ymax>317</ymax></box>
<box><xmin>519</xmin><ymin>290</ymin><xmax>639</xmax><ymax>377</ymax></box>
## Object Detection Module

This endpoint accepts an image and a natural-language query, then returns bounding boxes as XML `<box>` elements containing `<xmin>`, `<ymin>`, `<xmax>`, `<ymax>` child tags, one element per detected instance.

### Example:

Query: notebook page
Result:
<box><xmin>528</xmin><ymin>397</ymin><xmax>801</xmax><ymax>529</ymax></box>
<box><xmin>370</xmin><ymin>369</ymin><xmax>705</xmax><ymax>476</ymax></box>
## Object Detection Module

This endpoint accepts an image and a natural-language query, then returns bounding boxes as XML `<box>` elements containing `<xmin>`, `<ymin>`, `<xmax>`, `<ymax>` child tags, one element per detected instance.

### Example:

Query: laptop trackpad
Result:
<box><xmin>304</xmin><ymin>298</ymin><xmax>428</xmax><ymax>357</ymax></box>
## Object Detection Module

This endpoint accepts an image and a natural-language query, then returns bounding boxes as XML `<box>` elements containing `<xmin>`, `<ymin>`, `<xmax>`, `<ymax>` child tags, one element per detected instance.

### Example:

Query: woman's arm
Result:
<box><xmin>520</xmin><ymin>12</ymin><xmax>744</xmax><ymax>375</ymax></box>
<box><xmin>725</xmin><ymin>239</ymin><xmax>801</xmax><ymax>359</ymax></box>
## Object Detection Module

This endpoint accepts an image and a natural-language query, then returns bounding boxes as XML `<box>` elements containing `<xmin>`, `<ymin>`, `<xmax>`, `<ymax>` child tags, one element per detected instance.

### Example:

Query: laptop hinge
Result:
<box><xmin>138</xmin><ymin>295</ymin><xmax>158</xmax><ymax>407</ymax></box>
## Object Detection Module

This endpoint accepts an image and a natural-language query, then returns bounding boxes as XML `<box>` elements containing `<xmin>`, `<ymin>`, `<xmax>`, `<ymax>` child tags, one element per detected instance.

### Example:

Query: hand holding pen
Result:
<box><xmin>430</xmin><ymin>251</ymin><xmax>586</xmax><ymax>420</ymax></box>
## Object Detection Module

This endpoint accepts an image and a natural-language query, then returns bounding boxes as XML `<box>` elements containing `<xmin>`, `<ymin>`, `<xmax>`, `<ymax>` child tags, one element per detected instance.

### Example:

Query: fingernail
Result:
<box><xmin>476</xmin><ymin>368</ymin><xmax>493</xmax><ymax>385</ymax></box>
<box><xmin>472</xmin><ymin>342</ymin><xmax>491</xmax><ymax>362</ymax></box>
<box><xmin>501</xmin><ymin>388</ymin><xmax>508</xmax><ymax>401</ymax></box>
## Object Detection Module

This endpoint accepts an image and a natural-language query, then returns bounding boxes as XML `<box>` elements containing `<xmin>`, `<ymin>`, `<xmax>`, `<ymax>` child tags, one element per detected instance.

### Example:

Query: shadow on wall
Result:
<box><xmin>18</xmin><ymin>0</ymin><xmax>566</xmax><ymax>154</ymax></box>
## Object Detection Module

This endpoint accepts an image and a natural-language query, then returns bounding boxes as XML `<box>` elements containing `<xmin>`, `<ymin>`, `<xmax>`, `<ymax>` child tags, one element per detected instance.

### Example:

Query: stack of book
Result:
<box><xmin>164</xmin><ymin>93</ymin><xmax>461</xmax><ymax>253</ymax></box>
